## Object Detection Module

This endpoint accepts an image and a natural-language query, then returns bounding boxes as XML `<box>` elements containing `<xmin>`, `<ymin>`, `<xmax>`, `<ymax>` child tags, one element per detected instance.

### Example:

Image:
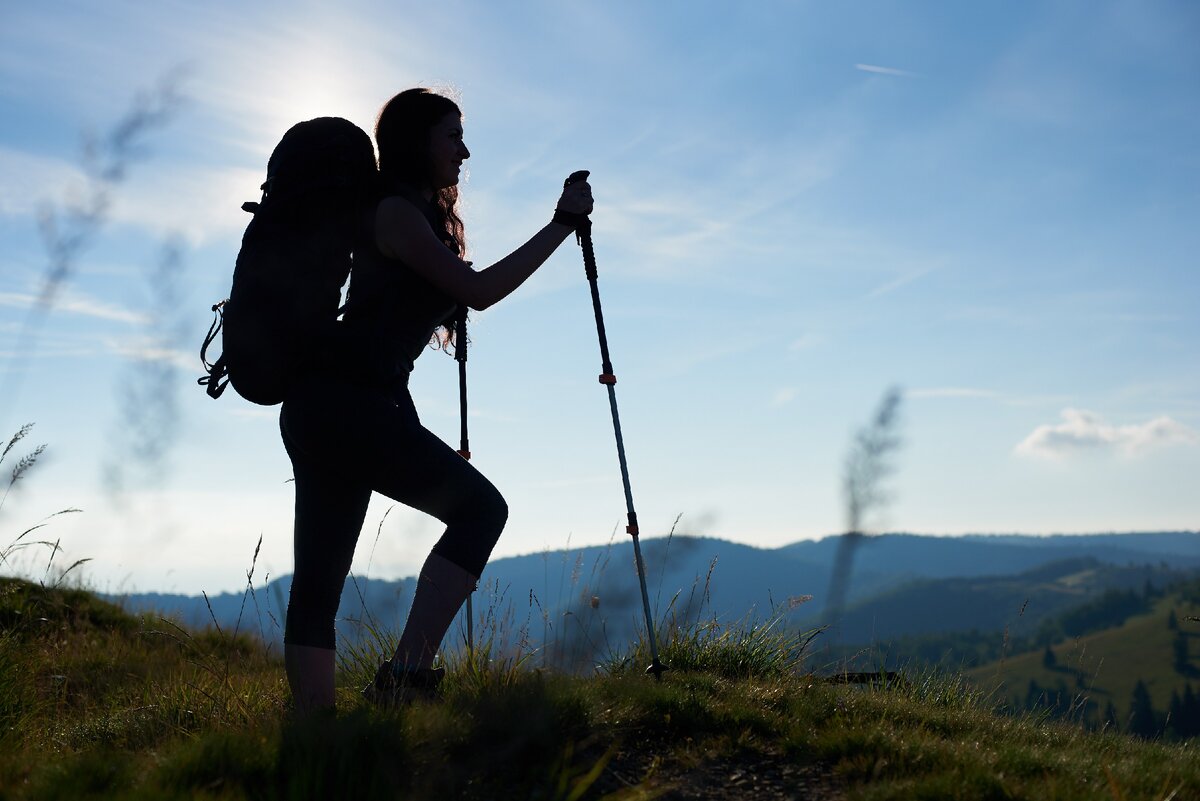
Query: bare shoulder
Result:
<box><xmin>375</xmin><ymin>194</ymin><xmax>426</xmax><ymax>230</ymax></box>
<box><xmin>375</xmin><ymin>194</ymin><xmax>433</xmax><ymax>260</ymax></box>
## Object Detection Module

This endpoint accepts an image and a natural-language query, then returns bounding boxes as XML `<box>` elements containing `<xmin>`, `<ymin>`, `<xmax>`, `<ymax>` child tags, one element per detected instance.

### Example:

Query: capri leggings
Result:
<box><xmin>278</xmin><ymin>376</ymin><xmax>508</xmax><ymax>649</ymax></box>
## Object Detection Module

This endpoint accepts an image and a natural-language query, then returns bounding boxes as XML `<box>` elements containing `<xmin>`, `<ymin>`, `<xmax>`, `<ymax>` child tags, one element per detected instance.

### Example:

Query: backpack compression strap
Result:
<box><xmin>198</xmin><ymin>300</ymin><xmax>229</xmax><ymax>399</ymax></box>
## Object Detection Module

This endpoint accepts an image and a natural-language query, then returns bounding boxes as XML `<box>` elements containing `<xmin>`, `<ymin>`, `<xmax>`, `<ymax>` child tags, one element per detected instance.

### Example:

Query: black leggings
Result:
<box><xmin>279</xmin><ymin>377</ymin><xmax>507</xmax><ymax>649</ymax></box>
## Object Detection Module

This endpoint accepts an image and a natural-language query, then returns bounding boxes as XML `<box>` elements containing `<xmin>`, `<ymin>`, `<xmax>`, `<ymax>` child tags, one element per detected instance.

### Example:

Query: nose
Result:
<box><xmin>460</xmin><ymin>142</ymin><xmax>470</xmax><ymax>160</ymax></box>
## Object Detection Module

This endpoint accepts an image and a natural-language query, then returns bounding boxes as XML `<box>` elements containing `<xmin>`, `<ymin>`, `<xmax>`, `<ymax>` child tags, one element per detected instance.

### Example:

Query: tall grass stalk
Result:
<box><xmin>0</xmin><ymin>425</ymin><xmax>83</xmax><ymax>585</ymax></box>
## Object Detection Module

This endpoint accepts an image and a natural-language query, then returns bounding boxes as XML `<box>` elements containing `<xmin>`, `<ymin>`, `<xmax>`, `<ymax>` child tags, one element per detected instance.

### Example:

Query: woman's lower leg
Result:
<box><xmin>285</xmin><ymin>642</ymin><xmax>336</xmax><ymax>712</ymax></box>
<box><xmin>392</xmin><ymin>551</ymin><xmax>479</xmax><ymax>670</ymax></box>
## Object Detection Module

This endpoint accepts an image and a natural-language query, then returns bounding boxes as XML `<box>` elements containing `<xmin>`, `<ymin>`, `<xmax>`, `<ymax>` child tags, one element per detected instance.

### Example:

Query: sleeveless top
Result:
<box><xmin>337</xmin><ymin>190</ymin><xmax>460</xmax><ymax>385</ymax></box>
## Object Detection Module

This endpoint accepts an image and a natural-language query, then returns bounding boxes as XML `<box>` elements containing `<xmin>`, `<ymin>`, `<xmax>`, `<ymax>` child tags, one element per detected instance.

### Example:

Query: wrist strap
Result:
<box><xmin>552</xmin><ymin>208</ymin><xmax>588</xmax><ymax>230</ymax></box>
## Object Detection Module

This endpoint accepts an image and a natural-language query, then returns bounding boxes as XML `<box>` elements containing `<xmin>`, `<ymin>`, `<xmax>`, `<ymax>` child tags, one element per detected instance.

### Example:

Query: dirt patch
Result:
<box><xmin>594</xmin><ymin>745</ymin><xmax>846</xmax><ymax>800</ymax></box>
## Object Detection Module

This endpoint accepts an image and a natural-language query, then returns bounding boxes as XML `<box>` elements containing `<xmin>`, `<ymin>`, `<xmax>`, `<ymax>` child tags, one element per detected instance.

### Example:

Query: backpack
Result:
<box><xmin>198</xmin><ymin>117</ymin><xmax>377</xmax><ymax>405</ymax></box>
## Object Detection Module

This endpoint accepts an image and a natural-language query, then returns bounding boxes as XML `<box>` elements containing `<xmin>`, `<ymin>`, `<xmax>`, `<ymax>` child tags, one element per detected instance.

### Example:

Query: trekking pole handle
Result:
<box><xmin>563</xmin><ymin>169</ymin><xmax>590</xmax><ymax>189</ymax></box>
<box><xmin>555</xmin><ymin>170</ymin><xmax>592</xmax><ymax>240</ymax></box>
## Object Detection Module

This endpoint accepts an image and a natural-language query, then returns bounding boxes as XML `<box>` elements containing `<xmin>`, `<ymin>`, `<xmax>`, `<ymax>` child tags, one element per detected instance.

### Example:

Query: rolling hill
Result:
<box><xmin>965</xmin><ymin>584</ymin><xmax>1200</xmax><ymax>733</ymax></box>
<box><xmin>810</xmin><ymin>556</ymin><xmax>1185</xmax><ymax>645</ymax></box>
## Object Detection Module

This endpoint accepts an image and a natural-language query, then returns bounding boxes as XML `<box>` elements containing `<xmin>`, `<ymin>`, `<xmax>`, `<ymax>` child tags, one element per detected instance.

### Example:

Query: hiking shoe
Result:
<box><xmin>362</xmin><ymin>661</ymin><xmax>445</xmax><ymax>707</ymax></box>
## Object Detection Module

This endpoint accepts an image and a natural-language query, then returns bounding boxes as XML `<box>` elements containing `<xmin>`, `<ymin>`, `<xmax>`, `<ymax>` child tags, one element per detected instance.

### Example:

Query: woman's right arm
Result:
<box><xmin>375</xmin><ymin>181</ymin><xmax>592</xmax><ymax>311</ymax></box>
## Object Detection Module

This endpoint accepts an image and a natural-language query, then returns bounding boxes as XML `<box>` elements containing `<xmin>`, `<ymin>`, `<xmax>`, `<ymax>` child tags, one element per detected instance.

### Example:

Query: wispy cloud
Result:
<box><xmin>909</xmin><ymin>387</ymin><xmax>997</xmax><ymax>400</ymax></box>
<box><xmin>1015</xmin><ymin>408</ymin><xmax>1200</xmax><ymax>459</ymax></box>
<box><xmin>855</xmin><ymin>63</ymin><xmax>918</xmax><ymax>78</ymax></box>
<box><xmin>771</xmin><ymin>387</ymin><xmax>799</xmax><ymax>407</ymax></box>
<box><xmin>0</xmin><ymin>343</ymin><xmax>97</xmax><ymax>361</ymax></box>
<box><xmin>0</xmin><ymin>290</ymin><xmax>147</xmax><ymax>324</ymax></box>
<box><xmin>0</xmin><ymin>146</ymin><xmax>87</xmax><ymax>217</ymax></box>
<box><xmin>112</xmin><ymin>165</ymin><xmax>262</xmax><ymax>244</ymax></box>
<box><xmin>865</xmin><ymin>265</ymin><xmax>938</xmax><ymax>299</ymax></box>
<box><xmin>2</xmin><ymin>110</ymin><xmax>239</xmax><ymax>246</ymax></box>
<box><xmin>106</xmin><ymin>337</ymin><xmax>194</xmax><ymax>370</ymax></box>
<box><xmin>656</xmin><ymin>341</ymin><xmax>757</xmax><ymax>379</ymax></box>
<box><xmin>522</xmin><ymin>474</ymin><xmax>613</xmax><ymax>490</ymax></box>
<box><xmin>227</xmin><ymin>407</ymin><xmax>278</xmax><ymax>421</ymax></box>
<box><xmin>789</xmin><ymin>333</ymin><xmax>823</xmax><ymax>352</ymax></box>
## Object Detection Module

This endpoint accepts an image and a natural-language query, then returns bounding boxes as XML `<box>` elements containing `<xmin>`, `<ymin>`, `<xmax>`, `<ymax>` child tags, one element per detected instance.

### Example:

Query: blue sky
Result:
<box><xmin>1</xmin><ymin>0</ymin><xmax>1197</xmax><ymax>595</ymax></box>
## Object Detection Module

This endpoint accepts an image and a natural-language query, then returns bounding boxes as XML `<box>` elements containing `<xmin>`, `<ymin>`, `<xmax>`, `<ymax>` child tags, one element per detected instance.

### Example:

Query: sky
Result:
<box><xmin>1</xmin><ymin>0</ymin><xmax>1197</xmax><ymax>595</ymax></box>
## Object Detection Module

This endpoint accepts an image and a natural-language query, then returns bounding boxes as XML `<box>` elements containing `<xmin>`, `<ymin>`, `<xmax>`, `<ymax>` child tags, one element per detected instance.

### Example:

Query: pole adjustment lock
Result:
<box><xmin>599</xmin><ymin>373</ymin><xmax>617</xmax><ymax>385</ymax></box>
<box><xmin>457</xmin><ymin>450</ymin><xmax>471</xmax><ymax>461</ymax></box>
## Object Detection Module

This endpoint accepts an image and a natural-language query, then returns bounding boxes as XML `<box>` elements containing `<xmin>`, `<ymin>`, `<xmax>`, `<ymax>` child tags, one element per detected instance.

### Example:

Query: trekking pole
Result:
<box><xmin>565</xmin><ymin>170</ymin><xmax>667</xmax><ymax>680</ymax></box>
<box><xmin>454</xmin><ymin>307</ymin><xmax>474</xmax><ymax>656</ymax></box>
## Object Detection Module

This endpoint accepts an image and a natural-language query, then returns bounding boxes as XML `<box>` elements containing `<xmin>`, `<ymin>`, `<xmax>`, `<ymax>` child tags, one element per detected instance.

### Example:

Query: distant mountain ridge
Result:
<box><xmin>779</xmin><ymin>532</ymin><xmax>1200</xmax><ymax>581</ymax></box>
<box><xmin>110</xmin><ymin>532</ymin><xmax>1200</xmax><ymax>655</ymax></box>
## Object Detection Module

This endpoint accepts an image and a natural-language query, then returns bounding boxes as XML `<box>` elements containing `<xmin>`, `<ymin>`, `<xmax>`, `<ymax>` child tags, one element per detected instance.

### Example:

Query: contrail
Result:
<box><xmin>855</xmin><ymin>63</ymin><xmax>917</xmax><ymax>78</ymax></box>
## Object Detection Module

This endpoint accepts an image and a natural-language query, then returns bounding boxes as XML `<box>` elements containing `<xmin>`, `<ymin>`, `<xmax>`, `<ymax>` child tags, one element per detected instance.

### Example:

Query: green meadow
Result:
<box><xmin>2</xmin><ymin>573</ymin><xmax>1198</xmax><ymax>801</ymax></box>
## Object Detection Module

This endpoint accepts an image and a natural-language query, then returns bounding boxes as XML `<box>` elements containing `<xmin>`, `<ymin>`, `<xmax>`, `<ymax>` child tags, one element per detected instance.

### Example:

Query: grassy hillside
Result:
<box><xmin>820</xmin><ymin>558</ymin><xmax>1186</xmax><ymax>646</ymax></box>
<box><xmin>965</xmin><ymin>586</ymin><xmax>1200</xmax><ymax>733</ymax></box>
<box><xmin>2</xmin><ymin>576</ymin><xmax>1199</xmax><ymax>800</ymax></box>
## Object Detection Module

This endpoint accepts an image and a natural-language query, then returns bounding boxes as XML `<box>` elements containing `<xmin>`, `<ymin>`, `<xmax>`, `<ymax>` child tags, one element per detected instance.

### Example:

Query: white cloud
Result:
<box><xmin>1015</xmin><ymin>408</ymin><xmax>1200</xmax><ymax>459</ymax></box>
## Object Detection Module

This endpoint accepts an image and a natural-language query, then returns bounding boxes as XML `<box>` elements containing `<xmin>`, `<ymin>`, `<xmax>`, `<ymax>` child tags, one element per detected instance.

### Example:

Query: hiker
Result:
<box><xmin>278</xmin><ymin>88</ymin><xmax>593</xmax><ymax>712</ymax></box>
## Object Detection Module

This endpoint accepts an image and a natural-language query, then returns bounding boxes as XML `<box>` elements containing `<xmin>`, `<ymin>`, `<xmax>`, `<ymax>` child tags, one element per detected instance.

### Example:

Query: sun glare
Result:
<box><xmin>256</xmin><ymin>63</ymin><xmax>379</xmax><ymax>157</ymax></box>
<box><xmin>200</xmin><ymin>20</ymin><xmax>382</xmax><ymax>165</ymax></box>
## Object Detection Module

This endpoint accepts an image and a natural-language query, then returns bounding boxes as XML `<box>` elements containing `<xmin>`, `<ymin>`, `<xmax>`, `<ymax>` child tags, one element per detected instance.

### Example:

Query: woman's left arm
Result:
<box><xmin>376</xmin><ymin>179</ymin><xmax>593</xmax><ymax>311</ymax></box>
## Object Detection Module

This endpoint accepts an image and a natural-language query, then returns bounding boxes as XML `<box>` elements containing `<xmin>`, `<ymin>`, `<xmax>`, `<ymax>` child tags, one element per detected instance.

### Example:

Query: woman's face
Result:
<box><xmin>428</xmin><ymin>112</ymin><xmax>470</xmax><ymax>190</ymax></box>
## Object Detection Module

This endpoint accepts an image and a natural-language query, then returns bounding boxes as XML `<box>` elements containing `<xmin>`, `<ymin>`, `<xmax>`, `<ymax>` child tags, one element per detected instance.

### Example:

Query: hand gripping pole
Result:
<box><xmin>565</xmin><ymin>170</ymin><xmax>667</xmax><ymax>680</ymax></box>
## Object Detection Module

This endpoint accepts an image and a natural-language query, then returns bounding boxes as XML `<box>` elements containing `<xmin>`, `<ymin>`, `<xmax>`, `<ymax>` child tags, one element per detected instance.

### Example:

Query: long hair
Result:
<box><xmin>375</xmin><ymin>88</ymin><xmax>466</xmax><ymax>258</ymax></box>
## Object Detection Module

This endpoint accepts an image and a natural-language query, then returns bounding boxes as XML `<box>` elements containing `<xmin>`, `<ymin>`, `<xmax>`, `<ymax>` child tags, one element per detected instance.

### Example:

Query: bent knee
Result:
<box><xmin>485</xmin><ymin>486</ymin><xmax>509</xmax><ymax>530</ymax></box>
<box><xmin>284</xmin><ymin>592</ymin><xmax>339</xmax><ymax>650</ymax></box>
<box><xmin>460</xmin><ymin>480</ymin><xmax>507</xmax><ymax>533</ymax></box>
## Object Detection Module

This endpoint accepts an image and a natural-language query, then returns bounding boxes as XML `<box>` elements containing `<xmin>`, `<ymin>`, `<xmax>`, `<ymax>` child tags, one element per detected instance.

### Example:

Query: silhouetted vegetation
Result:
<box><xmin>823</xmin><ymin>387</ymin><xmax>902</xmax><ymax>636</ymax></box>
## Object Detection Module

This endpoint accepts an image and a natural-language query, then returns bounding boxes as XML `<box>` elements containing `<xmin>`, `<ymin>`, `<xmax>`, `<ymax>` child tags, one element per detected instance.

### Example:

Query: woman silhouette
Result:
<box><xmin>279</xmin><ymin>88</ymin><xmax>592</xmax><ymax>711</ymax></box>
